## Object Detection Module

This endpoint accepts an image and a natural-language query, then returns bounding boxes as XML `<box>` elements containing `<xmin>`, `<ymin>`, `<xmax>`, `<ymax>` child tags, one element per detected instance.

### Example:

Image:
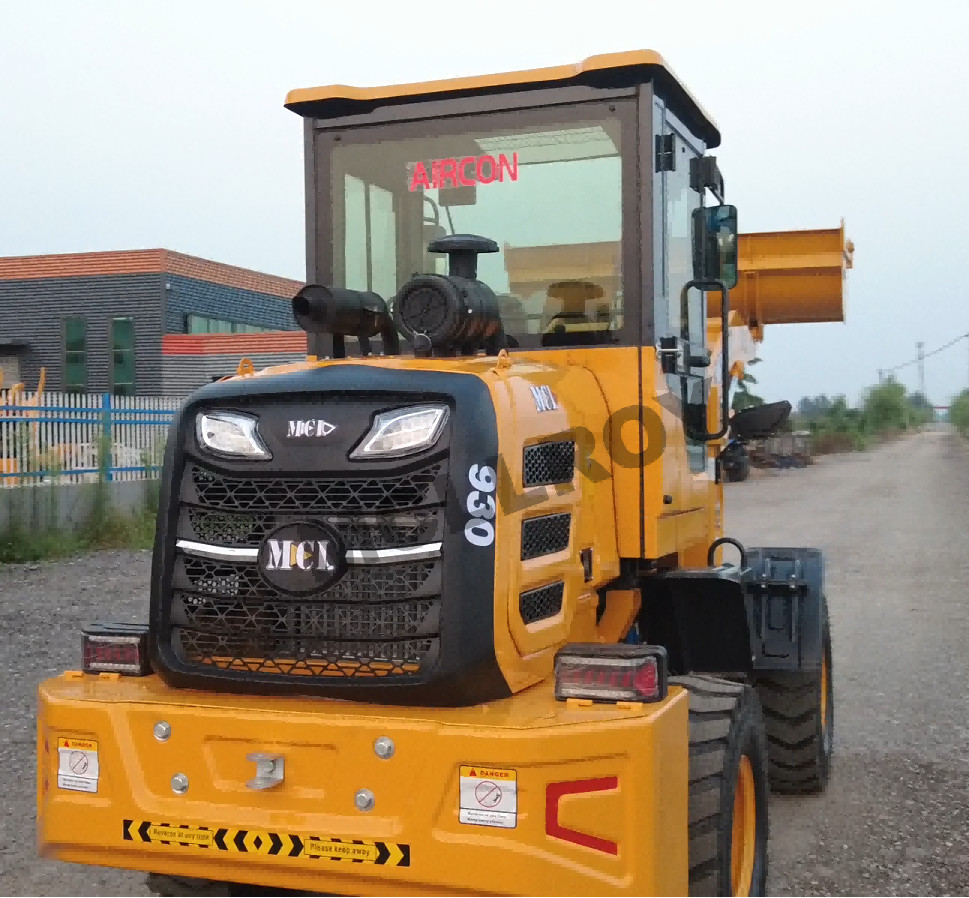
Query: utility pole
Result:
<box><xmin>917</xmin><ymin>341</ymin><xmax>925</xmax><ymax>397</ymax></box>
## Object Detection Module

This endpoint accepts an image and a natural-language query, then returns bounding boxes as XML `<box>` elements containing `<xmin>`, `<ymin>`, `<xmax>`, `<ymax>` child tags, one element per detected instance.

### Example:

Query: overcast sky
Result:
<box><xmin>2</xmin><ymin>0</ymin><xmax>968</xmax><ymax>406</ymax></box>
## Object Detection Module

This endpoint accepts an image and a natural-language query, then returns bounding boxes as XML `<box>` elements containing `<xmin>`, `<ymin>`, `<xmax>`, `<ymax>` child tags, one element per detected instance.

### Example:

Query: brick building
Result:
<box><xmin>0</xmin><ymin>249</ymin><xmax>308</xmax><ymax>396</ymax></box>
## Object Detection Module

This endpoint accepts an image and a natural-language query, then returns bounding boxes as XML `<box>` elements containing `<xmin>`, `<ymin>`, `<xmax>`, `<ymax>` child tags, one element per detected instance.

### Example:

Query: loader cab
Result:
<box><xmin>288</xmin><ymin>52</ymin><xmax>735</xmax><ymax>563</ymax></box>
<box><xmin>287</xmin><ymin>51</ymin><xmax>727</xmax><ymax>363</ymax></box>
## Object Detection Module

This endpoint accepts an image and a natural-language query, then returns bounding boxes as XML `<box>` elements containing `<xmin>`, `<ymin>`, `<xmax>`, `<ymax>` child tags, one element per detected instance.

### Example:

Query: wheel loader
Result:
<box><xmin>36</xmin><ymin>50</ymin><xmax>851</xmax><ymax>896</ymax></box>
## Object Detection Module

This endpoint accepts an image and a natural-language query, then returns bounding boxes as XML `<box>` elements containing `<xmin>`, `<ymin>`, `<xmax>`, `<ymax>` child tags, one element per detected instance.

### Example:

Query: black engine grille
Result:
<box><xmin>189</xmin><ymin>462</ymin><xmax>444</xmax><ymax>512</ymax></box>
<box><xmin>173</xmin><ymin>594</ymin><xmax>440</xmax><ymax>639</ymax></box>
<box><xmin>174</xmin><ymin>629</ymin><xmax>438</xmax><ymax>678</ymax></box>
<box><xmin>521</xmin><ymin>513</ymin><xmax>571</xmax><ymax>560</ymax></box>
<box><xmin>523</xmin><ymin>441</ymin><xmax>575</xmax><ymax>487</ymax></box>
<box><xmin>520</xmin><ymin>581</ymin><xmax>565</xmax><ymax>624</ymax></box>
<box><xmin>167</xmin><ymin>455</ymin><xmax>447</xmax><ymax>682</ymax></box>
<box><xmin>187</xmin><ymin>508</ymin><xmax>440</xmax><ymax>551</ymax></box>
<box><xmin>176</xmin><ymin>556</ymin><xmax>437</xmax><ymax>602</ymax></box>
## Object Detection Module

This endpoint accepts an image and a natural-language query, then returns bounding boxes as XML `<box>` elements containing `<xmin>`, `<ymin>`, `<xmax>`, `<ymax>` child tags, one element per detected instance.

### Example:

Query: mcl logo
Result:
<box><xmin>264</xmin><ymin>539</ymin><xmax>336</xmax><ymax>572</ymax></box>
<box><xmin>287</xmin><ymin>419</ymin><xmax>336</xmax><ymax>438</ymax></box>
<box><xmin>258</xmin><ymin>522</ymin><xmax>346</xmax><ymax>594</ymax></box>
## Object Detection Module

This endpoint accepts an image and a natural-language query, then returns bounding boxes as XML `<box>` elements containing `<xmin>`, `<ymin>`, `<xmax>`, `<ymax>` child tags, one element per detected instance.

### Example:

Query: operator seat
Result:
<box><xmin>541</xmin><ymin>280</ymin><xmax>612</xmax><ymax>347</ymax></box>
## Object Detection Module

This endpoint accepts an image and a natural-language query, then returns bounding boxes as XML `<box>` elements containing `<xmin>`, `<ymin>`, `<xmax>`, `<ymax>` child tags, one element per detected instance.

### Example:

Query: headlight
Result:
<box><xmin>351</xmin><ymin>405</ymin><xmax>449</xmax><ymax>459</ymax></box>
<box><xmin>196</xmin><ymin>411</ymin><xmax>271</xmax><ymax>460</ymax></box>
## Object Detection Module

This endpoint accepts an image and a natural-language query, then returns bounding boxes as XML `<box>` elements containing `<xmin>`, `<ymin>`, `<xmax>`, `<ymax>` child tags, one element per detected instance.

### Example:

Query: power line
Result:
<box><xmin>884</xmin><ymin>332</ymin><xmax>969</xmax><ymax>376</ymax></box>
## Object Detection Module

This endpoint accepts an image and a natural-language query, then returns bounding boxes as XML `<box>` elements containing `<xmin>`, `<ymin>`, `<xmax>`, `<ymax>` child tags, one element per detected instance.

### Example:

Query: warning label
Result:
<box><xmin>459</xmin><ymin>765</ymin><xmax>517</xmax><ymax>829</ymax></box>
<box><xmin>57</xmin><ymin>737</ymin><xmax>99</xmax><ymax>794</ymax></box>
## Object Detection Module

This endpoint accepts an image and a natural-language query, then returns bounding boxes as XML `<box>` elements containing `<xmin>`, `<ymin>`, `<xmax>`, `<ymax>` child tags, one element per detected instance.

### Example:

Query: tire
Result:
<box><xmin>673</xmin><ymin>675</ymin><xmax>770</xmax><ymax>896</ymax></box>
<box><xmin>753</xmin><ymin>598</ymin><xmax>834</xmax><ymax>794</ymax></box>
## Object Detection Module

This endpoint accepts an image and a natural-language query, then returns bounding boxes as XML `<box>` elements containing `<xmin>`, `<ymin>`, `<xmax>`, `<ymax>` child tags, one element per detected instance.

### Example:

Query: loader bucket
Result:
<box><xmin>711</xmin><ymin>222</ymin><xmax>853</xmax><ymax>336</ymax></box>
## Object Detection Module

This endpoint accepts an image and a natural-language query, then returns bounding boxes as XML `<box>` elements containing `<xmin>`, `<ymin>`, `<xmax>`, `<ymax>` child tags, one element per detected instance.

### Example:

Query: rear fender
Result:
<box><xmin>743</xmin><ymin>547</ymin><xmax>824</xmax><ymax>673</ymax></box>
<box><xmin>639</xmin><ymin>567</ymin><xmax>751</xmax><ymax>675</ymax></box>
<box><xmin>639</xmin><ymin>546</ymin><xmax>825</xmax><ymax>676</ymax></box>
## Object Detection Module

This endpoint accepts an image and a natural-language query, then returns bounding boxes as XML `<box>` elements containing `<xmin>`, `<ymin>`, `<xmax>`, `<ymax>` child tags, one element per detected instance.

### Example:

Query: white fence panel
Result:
<box><xmin>0</xmin><ymin>391</ymin><xmax>180</xmax><ymax>488</ymax></box>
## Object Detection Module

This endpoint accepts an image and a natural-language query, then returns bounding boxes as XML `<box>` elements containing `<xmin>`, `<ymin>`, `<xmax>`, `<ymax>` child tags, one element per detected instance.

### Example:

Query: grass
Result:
<box><xmin>0</xmin><ymin>508</ymin><xmax>156</xmax><ymax>564</ymax></box>
<box><xmin>0</xmin><ymin>436</ymin><xmax>162</xmax><ymax>564</ymax></box>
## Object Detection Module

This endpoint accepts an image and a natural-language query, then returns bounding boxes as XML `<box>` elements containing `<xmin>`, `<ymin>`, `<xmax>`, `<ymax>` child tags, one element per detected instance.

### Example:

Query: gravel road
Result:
<box><xmin>2</xmin><ymin>428</ymin><xmax>968</xmax><ymax>895</ymax></box>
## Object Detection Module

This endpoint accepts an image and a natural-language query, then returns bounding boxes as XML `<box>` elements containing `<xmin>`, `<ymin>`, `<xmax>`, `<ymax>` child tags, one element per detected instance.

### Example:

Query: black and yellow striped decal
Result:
<box><xmin>122</xmin><ymin>820</ymin><xmax>410</xmax><ymax>866</ymax></box>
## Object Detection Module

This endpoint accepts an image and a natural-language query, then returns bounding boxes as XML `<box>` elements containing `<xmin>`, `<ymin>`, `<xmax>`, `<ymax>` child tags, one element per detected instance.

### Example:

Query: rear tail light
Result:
<box><xmin>554</xmin><ymin>643</ymin><xmax>667</xmax><ymax>704</ymax></box>
<box><xmin>82</xmin><ymin>622</ymin><xmax>150</xmax><ymax>676</ymax></box>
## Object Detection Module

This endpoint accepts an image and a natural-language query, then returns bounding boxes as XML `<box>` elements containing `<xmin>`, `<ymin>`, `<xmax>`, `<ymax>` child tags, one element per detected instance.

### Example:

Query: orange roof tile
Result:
<box><xmin>0</xmin><ymin>249</ymin><xmax>164</xmax><ymax>281</ymax></box>
<box><xmin>162</xmin><ymin>251</ymin><xmax>304</xmax><ymax>298</ymax></box>
<box><xmin>0</xmin><ymin>248</ymin><xmax>304</xmax><ymax>298</ymax></box>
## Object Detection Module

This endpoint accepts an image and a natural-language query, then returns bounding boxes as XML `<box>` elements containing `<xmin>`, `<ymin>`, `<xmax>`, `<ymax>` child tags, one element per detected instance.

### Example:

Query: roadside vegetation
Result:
<box><xmin>949</xmin><ymin>388</ymin><xmax>969</xmax><ymax>438</ymax></box>
<box><xmin>792</xmin><ymin>380</ymin><xmax>936</xmax><ymax>454</ymax></box>
<box><xmin>0</xmin><ymin>435</ymin><xmax>160</xmax><ymax>564</ymax></box>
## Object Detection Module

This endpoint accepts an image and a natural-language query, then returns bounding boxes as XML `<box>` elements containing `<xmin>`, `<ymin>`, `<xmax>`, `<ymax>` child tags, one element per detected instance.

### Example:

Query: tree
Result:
<box><xmin>863</xmin><ymin>380</ymin><xmax>907</xmax><ymax>431</ymax></box>
<box><xmin>731</xmin><ymin>357</ymin><xmax>765</xmax><ymax>412</ymax></box>
<box><xmin>949</xmin><ymin>389</ymin><xmax>969</xmax><ymax>436</ymax></box>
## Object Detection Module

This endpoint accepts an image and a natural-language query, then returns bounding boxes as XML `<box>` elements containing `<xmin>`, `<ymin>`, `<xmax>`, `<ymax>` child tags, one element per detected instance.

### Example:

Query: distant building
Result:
<box><xmin>0</xmin><ymin>249</ymin><xmax>308</xmax><ymax>396</ymax></box>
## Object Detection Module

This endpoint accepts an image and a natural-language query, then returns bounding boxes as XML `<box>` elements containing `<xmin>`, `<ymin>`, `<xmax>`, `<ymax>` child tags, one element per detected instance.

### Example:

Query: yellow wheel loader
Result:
<box><xmin>36</xmin><ymin>50</ymin><xmax>850</xmax><ymax>896</ymax></box>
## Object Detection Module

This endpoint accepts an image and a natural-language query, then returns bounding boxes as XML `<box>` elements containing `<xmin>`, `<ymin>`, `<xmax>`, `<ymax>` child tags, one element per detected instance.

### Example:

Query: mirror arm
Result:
<box><xmin>679</xmin><ymin>278</ymin><xmax>731</xmax><ymax>442</ymax></box>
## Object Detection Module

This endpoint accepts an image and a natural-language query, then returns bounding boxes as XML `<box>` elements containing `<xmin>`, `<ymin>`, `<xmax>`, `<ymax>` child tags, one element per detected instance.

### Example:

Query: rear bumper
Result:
<box><xmin>37</xmin><ymin>672</ymin><xmax>688</xmax><ymax>896</ymax></box>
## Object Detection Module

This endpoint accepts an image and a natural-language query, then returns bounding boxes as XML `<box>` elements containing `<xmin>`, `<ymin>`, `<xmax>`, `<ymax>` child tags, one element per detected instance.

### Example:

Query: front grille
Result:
<box><xmin>189</xmin><ymin>462</ymin><xmax>444</xmax><ymax>512</ymax></box>
<box><xmin>174</xmin><ymin>629</ymin><xmax>438</xmax><ymax>678</ymax></box>
<box><xmin>523</xmin><ymin>441</ymin><xmax>575</xmax><ymax>487</ymax></box>
<box><xmin>166</xmin><ymin>452</ymin><xmax>448</xmax><ymax>683</ymax></box>
<box><xmin>173</xmin><ymin>594</ymin><xmax>440</xmax><ymax>640</ymax></box>
<box><xmin>521</xmin><ymin>513</ymin><xmax>571</xmax><ymax>560</ymax></box>
<box><xmin>520</xmin><ymin>581</ymin><xmax>565</xmax><ymax>624</ymax></box>
<box><xmin>177</xmin><ymin>556</ymin><xmax>437</xmax><ymax>602</ymax></box>
<box><xmin>186</xmin><ymin>508</ymin><xmax>440</xmax><ymax>551</ymax></box>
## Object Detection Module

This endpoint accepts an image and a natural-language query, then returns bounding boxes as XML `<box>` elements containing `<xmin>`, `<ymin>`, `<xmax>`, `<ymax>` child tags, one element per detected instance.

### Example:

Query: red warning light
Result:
<box><xmin>554</xmin><ymin>644</ymin><xmax>667</xmax><ymax>704</ymax></box>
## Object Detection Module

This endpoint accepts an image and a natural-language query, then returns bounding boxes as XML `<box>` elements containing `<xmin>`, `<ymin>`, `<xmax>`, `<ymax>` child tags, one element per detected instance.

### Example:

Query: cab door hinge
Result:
<box><xmin>655</xmin><ymin>133</ymin><xmax>675</xmax><ymax>172</ymax></box>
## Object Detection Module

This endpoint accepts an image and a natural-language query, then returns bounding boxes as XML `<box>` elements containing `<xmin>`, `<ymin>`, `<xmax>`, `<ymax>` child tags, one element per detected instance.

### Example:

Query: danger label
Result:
<box><xmin>57</xmin><ymin>737</ymin><xmax>99</xmax><ymax>793</ymax></box>
<box><xmin>459</xmin><ymin>765</ymin><xmax>517</xmax><ymax>829</ymax></box>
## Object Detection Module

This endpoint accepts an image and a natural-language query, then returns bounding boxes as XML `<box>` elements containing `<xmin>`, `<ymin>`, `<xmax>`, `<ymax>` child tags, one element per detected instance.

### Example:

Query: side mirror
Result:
<box><xmin>693</xmin><ymin>204</ymin><xmax>739</xmax><ymax>289</ymax></box>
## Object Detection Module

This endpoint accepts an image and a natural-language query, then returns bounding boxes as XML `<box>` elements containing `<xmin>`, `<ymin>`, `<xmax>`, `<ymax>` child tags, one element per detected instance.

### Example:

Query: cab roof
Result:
<box><xmin>285</xmin><ymin>49</ymin><xmax>720</xmax><ymax>148</ymax></box>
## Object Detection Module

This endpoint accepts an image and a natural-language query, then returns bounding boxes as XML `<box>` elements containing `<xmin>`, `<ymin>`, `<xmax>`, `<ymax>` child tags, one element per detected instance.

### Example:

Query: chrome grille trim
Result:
<box><xmin>175</xmin><ymin>538</ymin><xmax>443</xmax><ymax>565</ymax></box>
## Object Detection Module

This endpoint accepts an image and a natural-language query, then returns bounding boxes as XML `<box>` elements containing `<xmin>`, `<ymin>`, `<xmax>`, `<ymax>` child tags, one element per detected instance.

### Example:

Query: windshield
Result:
<box><xmin>329</xmin><ymin>113</ymin><xmax>624</xmax><ymax>349</ymax></box>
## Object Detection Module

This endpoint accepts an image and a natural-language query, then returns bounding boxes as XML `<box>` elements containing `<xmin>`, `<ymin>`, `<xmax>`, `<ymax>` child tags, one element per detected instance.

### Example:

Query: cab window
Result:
<box><xmin>330</xmin><ymin>113</ymin><xmax>625</xmax><ymax>349</ymax></box>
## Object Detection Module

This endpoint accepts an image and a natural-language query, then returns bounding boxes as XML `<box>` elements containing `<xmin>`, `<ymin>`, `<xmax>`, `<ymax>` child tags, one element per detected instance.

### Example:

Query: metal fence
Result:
<box><xmin>0</xmin><ymin>392</ymin><xmax>180</xmax><ymax>486</ymax></box>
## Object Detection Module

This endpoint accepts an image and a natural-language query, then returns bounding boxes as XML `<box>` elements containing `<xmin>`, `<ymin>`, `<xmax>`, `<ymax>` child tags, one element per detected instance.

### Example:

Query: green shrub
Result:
<box><xmin>951</xmin><ymin>389</ymin><xmax>969</xmax><ymax>437</ymax></box>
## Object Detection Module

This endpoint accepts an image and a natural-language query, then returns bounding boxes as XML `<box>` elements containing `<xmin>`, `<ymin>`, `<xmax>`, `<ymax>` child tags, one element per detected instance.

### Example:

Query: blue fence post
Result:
<box><xmin>102</xmin><ymin>392</ymin><xmax>113</xmax><ymax>482</ymax></box>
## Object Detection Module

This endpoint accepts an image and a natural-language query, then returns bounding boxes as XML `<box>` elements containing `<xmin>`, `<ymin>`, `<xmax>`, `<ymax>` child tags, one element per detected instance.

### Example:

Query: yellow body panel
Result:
<box><xmin>38</xmin><ymin>673</ymin><xmax>689</xmax><ymax>896</ymax></box>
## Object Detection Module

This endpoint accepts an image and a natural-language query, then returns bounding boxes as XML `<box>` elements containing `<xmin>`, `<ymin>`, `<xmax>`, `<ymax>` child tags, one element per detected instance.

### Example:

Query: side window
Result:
<box><xmin>665</xmin><ymin>132</ymin><xmax>703</xmax><ymax>350</ymax></box>
<box><xmin>343</xmin><ymin>174</ymin><xmax>398</xmax><ymax>297</ymax></box>
<box><xmin>656</xmin><ymin>119</ymin><xmax>707</xmax><ymax>473</ymax></box>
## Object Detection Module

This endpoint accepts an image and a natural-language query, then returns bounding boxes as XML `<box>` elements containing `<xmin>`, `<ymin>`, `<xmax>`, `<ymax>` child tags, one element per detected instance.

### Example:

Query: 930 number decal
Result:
<box><xmin>464</xmin><ymin>464</ymin><xmax>497</xmax><ymax>546</ymax></box>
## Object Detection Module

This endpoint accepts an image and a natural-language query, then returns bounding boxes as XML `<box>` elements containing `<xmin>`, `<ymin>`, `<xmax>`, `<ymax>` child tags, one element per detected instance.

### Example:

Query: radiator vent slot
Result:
<box><xmin>521</xmin><ymin>513</ymin><xmax>571</xmax><ymax>560</ymax></box>
<box><xmin>519</xmin><ymin>581</ymin><xmax>565</xmax><ymax>624</ymax></box>
<box><xmin>522</xmin><ymin>441</ymin><xmax>575</xmax><ymax>487</ymax></box>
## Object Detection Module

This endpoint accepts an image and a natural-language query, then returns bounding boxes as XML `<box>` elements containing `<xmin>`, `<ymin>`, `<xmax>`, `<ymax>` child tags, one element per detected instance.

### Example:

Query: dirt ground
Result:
<box><xmin>2</xmin><ymin>428</ymin><xmax>968</xmax><ymax>895</ymax></box>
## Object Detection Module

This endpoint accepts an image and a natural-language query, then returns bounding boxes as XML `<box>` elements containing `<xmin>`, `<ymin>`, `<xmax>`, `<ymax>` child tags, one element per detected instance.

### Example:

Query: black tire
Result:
<box><xmin>673</xmin><ymin>675</ymin><xmax>770</xmax><ymax>896</ymax></box>
<box><xmin>753</xmin><ymin>598</ymin><xmax>834</xmax><ymax>793</ymax></box>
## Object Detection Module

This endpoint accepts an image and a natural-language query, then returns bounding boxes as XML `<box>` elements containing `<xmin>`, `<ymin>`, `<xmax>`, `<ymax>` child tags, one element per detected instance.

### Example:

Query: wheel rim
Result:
<box><xmin>731</xmin><ymin>755</ymin><xmax>757</xmax><ymax>897</ymax></box>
